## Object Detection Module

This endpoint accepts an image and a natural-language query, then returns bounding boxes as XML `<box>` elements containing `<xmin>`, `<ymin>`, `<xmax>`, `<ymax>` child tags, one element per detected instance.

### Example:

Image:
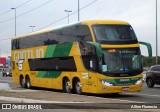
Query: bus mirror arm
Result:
<box><xmin>139</xmin><ymin>41</ymin><xmax>152</xmax><ymax>57</ymax></box>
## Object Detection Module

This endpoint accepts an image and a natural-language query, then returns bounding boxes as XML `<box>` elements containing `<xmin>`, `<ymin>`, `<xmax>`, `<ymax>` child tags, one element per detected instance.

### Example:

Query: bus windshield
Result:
<box><xmin>102</xmin><ymin>48</ymin><xmax>142</xmax><ymax>76</ymax></box>
<box><xmin>92</xmin><ymin>25</ymin><xmax>137</xmax><ymax>44</ymax></box>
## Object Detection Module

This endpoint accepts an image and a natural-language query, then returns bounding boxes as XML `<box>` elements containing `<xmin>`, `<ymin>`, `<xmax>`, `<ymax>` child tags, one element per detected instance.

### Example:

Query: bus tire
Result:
<box><xmin>63</xmin><ymin>78</ymin><xmax>71</xmax><ymax>93</ymax></box>
<box><xmin>74</xmin><ymin>79</ymin><xmax>82</xmax><ymax>94</ymax></box>
<box><xmin>20</xmin><ymin>76</ymin><xmax>25</xmax><ymax>88</ymax></box>
<box><xmin>146</xmin><ymin>78</ymin><xmax>154</xmax><ymax>88</ymax></box>
<box><xmin>26</xmin><ymin>76</ymin><xmax>31</xmax><ymax>89</ymax></box>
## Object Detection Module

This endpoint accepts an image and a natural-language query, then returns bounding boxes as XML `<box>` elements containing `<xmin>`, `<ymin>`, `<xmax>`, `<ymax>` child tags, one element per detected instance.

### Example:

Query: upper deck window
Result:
<box><xmin>92</xmin><ymin>25</ymin><xmax>138</xmax><ymax>44</ymax></box>
<box><xmin>12</xmin><ymin>25</ymin><xmax>92</xmax><ymax>50</ymax></box>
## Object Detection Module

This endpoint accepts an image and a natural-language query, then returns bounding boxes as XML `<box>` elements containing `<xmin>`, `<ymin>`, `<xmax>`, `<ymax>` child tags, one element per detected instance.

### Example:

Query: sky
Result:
<box><xmin>0</xmin><ymin>0</ymin><xmax>159</xmax><ymax>57</ymax></box>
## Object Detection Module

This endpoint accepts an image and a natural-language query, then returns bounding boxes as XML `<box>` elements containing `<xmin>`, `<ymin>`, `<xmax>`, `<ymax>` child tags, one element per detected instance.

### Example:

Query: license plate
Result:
<box><xmin>121</xmin><ymin>87</ymin><xmax>129</xmax><ymax>91</ymax></box>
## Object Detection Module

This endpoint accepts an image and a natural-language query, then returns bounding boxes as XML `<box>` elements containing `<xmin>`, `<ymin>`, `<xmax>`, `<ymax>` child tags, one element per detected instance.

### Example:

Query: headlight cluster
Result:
<box><xmin>101</xmin><ymin>80</ymin><xmax>113</xmax><ymax>86</ymax></box>
<box><xmin>135</xmin><ymin>78</ymin><xmax>143</xmax><ymax>85</ymax></box>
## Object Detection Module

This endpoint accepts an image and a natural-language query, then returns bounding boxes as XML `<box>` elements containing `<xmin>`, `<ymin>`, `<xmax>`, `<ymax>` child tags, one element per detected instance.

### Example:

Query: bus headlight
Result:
<box><xmin>135</xmin><ymin>78</ymin><xmax>143</xmax><ymax>85</ymax></box>
<box><xmin>101</xmin><ymin>80</ymin><xmax>113</xmax><ymax>86</ymax></box>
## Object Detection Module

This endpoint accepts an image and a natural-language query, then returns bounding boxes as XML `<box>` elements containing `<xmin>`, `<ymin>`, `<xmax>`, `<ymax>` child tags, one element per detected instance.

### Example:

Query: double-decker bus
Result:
<box><xmin>11</xmin><ymin>20</ymin><xmax>152</xmax><ymax>94</ymax></box>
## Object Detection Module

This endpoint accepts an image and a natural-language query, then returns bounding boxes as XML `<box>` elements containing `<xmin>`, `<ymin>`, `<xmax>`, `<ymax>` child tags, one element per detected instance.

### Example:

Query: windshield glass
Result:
<box><xmin>92</xmin><ymin>25</ymin><xmax>137</xmax><ymax>44</ymax></box>
<box><xmin>102</xmin><ymin>48</ymin><xmax>142</xmax><ymax>76</ymax></box>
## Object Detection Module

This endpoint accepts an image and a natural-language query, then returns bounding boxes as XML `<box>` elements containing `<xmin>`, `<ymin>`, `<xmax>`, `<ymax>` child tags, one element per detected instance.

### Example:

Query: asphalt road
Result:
<box><xmin>0</xmin><ymin>73</ymin><xmax>160</xmax><ymax>104</ymax></box>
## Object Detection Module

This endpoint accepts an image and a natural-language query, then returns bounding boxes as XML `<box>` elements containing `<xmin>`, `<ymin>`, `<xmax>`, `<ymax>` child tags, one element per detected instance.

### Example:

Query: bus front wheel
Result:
<box><xmin>63</xmin><ymin>78</ymin><xmax>71</xmax><ymax>93</ymax></box>
<box><xmin>26</xmin><ymin>76</ymin><xmax>31</xmax><ymax>89</ymax></box>
<box><xmin>20</xmin><ymin>76</ymin><xmax>25</xmax><ymax>88</ymax></box>
<box><xmin>74</xmin><ymin>79</ymin><xmax>82</xmax><ymax>94</ymax></box>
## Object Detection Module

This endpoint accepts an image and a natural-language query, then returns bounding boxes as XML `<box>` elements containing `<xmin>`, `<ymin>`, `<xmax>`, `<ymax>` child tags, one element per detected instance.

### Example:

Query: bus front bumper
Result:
<box><xmin>98</xmin><ymin>82</ymin><xmax>143</xmax><ymax>94</ymax></box>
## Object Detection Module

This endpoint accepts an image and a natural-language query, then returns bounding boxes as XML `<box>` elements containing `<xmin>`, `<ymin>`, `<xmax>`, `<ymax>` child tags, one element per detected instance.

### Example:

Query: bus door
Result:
<box><xmin>81</xmin><ymin>54</ymin><xmax>98</xmax><ymax>93</ymax></box>
<box><xmin>80</xmin><ymin>42</ymin><xmax>102</xmax><ymax>93</ymax></box>
<box><xmin>87</xmin><ymin>55</ymin><xmax>98</xmax><ymax>93</ymax></box>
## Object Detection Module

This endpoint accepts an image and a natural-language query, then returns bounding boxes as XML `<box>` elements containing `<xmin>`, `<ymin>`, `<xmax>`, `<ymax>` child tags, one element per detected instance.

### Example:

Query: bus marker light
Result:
<box><xmin>135</xmin><ymin>78</ymin><xmax>143</xmax><ymax>85</ymax></box>
<box><xmin>101</xmin><ymin>80</ymin><xmax>113</xmax><ymax>86</ymax></box>
<box><xmin>108</xmin><ymin>49</ymin><xmax>116</xmax><ymax>53</ymax></box>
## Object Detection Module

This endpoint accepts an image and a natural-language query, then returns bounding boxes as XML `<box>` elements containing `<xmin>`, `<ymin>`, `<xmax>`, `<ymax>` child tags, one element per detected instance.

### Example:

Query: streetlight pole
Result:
<box><xmin>156</xmin><ymin>0</ymin><xmax>158</xmax><ymax>64</ymax></box>
<box><xmin>29</xmin><ymin>26</ymin><xmax>35</xmax><ymax>32</ymax></box>
<box><xmin>11</xmin><ymin>8</ymin><xmax>16</xmax><ymax>36</ymax></box>
<box><xmin>64</xmin><ymin>10</ymin><xmax>72</xmax><ymax>24</ymax></box>
<box><xmin>78</xmin><ymin>0</ymin><xmax>80</xmax><ymax>21</ymax></box>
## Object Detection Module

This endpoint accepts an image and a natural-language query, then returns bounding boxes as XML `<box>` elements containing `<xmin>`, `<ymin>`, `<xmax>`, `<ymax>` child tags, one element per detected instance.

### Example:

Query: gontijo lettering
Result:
<box><xmin>14</xmin><ymin>48</ymin><xmax>44</xmax><ymax>61</ymax></box>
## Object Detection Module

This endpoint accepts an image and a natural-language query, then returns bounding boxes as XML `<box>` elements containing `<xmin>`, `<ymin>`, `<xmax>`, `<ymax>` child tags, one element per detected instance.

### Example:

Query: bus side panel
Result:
<box><xmin>69</xmin><ymin>43</ymin><xmax>90</xmax><ymax>93</ymax></box>
<box><xmin>12</xmin><ymin>71</ymin><xmax>19</xmax><ymax>85</ymax></box>
<box><xmin>11</xmin><ymin>52</ymin><xmax>20</xmax><ymax>85</ymax></box>
<box><xmin>87</xmin><ymin>72</ymin><xmax>98</xmax><ymax>93</ymax></box>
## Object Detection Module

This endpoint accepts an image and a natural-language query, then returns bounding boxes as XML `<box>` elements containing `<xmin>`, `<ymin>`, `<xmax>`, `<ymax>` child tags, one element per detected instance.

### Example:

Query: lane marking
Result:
<box><xmin>6</xmin><ymin>89</ymin><xmax>39</xmax><ymax>92</ymax></box>
<box><xmin>110</xmin><ymin>98</ymin><xmax>146</xmax><ymax>103</ymax></box>
<box><xmin>61</xmin><ymin>92</ymin><xmax>146</xmax><ymax>103</ymax></box>
<box><xmin>84</xmin><ymin>95</ymin><xmax>146</xmax><ymax>103</ymax></box>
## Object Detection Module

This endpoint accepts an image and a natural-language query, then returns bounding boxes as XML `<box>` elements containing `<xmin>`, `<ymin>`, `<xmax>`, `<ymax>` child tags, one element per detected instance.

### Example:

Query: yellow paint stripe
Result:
<box><xmin>101</xmin><ymin>44</ymin><xmax>139</xmax><ymax>48</ymax></box>
<box><xmin>81</xmin><ymin>20</ymin><xmax>129</xmax><ymax>25</ymax></box>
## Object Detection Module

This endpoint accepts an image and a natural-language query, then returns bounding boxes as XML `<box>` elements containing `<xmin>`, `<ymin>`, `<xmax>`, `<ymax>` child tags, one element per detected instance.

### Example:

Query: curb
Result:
<box><xmin>0</xmin><ymin>96</ymin><xmax>87</xmax><ymax>103</ymax></box>
<box><xmin>0</xmin><ymin>83</ymin><xmax>11</xmax><ymax>91</ymax></box>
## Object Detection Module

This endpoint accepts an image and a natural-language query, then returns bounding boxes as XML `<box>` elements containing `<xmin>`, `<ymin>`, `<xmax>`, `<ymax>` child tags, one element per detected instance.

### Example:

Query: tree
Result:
<box><xmin>142</xmin><ymin>56</ymin><xmax>160</xmax><ymax>67</ymax></box>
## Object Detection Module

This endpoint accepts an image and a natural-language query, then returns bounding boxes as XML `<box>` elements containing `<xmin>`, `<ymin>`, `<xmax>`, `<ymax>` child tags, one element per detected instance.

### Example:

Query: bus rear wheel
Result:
<box><xmin>26</xmin><ymin>76</ymin><xmax>31</xmax><ymax>89</ymax></box>
<box><xmin>74</xmin><ymin>79</ymin><xmax>82</xmax><ymax>94</ymax></box>
<box><xmin>20</xmin><ymin>76</ymin><xmax>25</xmax><ymax>88</ymax></box>
<box><xmin>63</xmin><ymin>78</ymin><xmax>71</xmax><ymax>93</ymax></box>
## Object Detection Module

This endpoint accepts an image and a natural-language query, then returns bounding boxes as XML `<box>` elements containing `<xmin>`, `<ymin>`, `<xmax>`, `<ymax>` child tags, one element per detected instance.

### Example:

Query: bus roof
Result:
<box><xmin>13</xmin><ymin>20</ymin><xmax>129</xmax><ymax>40</ymax></box>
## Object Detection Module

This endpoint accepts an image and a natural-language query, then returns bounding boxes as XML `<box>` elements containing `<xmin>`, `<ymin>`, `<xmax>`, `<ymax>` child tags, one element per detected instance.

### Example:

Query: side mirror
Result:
<box><xmin>139</xmin><ymin>41</ymin><xmax>152</xmax><ymax>57</ymax></box>
<box><xmin>102</xmin><ymin>65</ymin><xmax>108</xmax><ymax>72</ymax></box>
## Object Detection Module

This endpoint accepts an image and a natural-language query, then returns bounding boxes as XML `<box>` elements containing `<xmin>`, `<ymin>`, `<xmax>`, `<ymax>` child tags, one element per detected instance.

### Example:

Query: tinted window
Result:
<box><xmin>81</xmin><ymin>55</ymin><xmax>98</xmax><ymax>72</ymax></box>
<box><xmin>53</xmin><ymin>25</ymin><xmax>92</xmax><ymax>44</ymax></box>
<box><xmin>92</xmin><ymin>25</ymin><xmax>138</xmax><ymax>44</ymax></box>
<box><xmin>12</xmin><ymin>25</ymin><xmax>92</xmax><ymax>50</ymax></box>
<box><xmin>102</xmin><ymin>48</ymin><xmax>142</xmax><ymax>77</ymax></box>
<box><xmin>150</xmin><ymin>66</ymin><xmax>160</xmax><ymax>71</ymax></box>
<box><xmin>150</xmin><ymin>67</ymin><xmax>155</xmax><ymax>71</ymax></box>
<box><xmin>28</xmin><ymin>57</ymin><xmax>77</xmax><ymax>71</ymax></box>
<box><xmin>157</xmin><ymin>66</ymin><xmax>160</xmax><ymax>71</ymax></box>
<box><xmin>79</xmin><ymin>43</ymin><xmax>98</xmax><ymax>72</ymax></box>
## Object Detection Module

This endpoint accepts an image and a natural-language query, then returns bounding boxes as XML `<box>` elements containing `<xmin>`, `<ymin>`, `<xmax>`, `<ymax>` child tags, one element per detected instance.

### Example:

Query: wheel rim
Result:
<box><xmin>148</xmin><ymin>79</ymin><xmax>152</xmax><ymax>86</ymax></box>
<box><xmin>26</xmin><ymin>78</ymin><xmax>30</xmax><ymax>89</ymax></box>
<box><xmin>20</xmin><ymin>77</ymin><xmax>25</xmax><ymax>88</ymax></box>
<box><xmin>65</xmin><ymin>80</ymin><xmax>71</xmax><ymax>93</ymax></box>
<box><xmin>27</xmin><ymin>81</ymin><xmax>30</xmax><ymax>88</ymax></box>
<box><xmin>76</xmin><ymin>81</ymin><xmax>82</xmax><ymax>94</ymax></box>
